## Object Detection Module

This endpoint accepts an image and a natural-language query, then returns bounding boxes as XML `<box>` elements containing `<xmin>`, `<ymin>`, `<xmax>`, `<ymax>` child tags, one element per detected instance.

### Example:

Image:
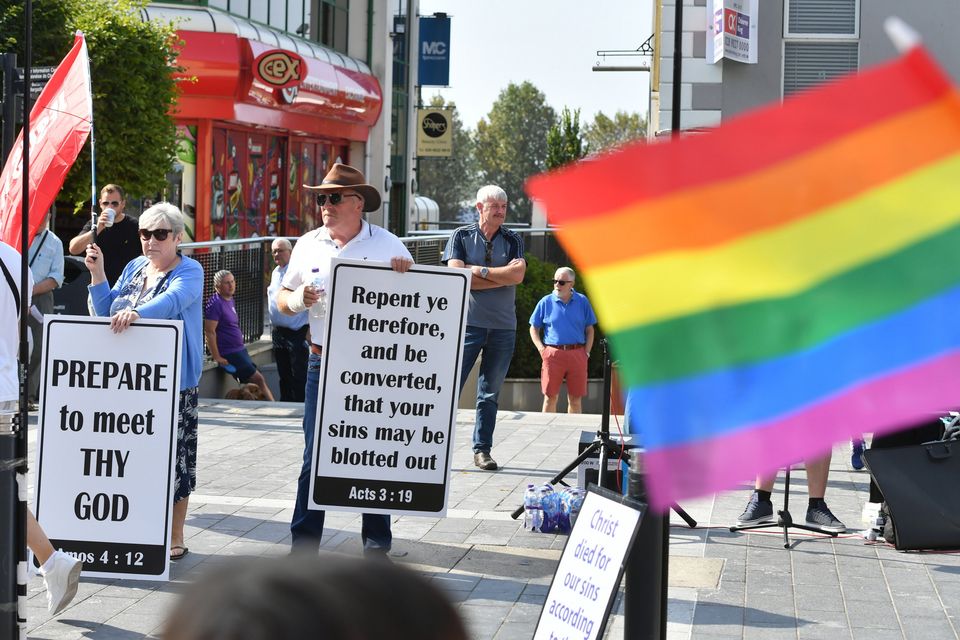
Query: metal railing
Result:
<box><xmin>179</xmin><ymin>228</ymin><xmax>567</xmax><ymax>348</ymax></box>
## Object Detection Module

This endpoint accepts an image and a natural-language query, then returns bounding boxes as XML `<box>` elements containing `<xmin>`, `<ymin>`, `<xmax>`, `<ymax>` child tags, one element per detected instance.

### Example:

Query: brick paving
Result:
<box><xmin>22</xmin><ymin>401</ymin><xmax>960</xmax><ymax>639</ymax></box>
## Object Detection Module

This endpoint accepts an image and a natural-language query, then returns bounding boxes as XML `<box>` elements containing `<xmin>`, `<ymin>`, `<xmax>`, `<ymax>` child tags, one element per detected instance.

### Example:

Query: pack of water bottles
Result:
<box><xmin>523</xmin><ymin>484</ymin><xmax>586</xmax><ymax>534</ymax></box>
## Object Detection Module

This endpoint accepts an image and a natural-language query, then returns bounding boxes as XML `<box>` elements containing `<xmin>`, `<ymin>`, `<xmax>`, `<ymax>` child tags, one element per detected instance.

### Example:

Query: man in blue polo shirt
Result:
<box><xmin>529</xmin><ymin>267</ymin><xmax>597</xmax><ymax>413</ymax></box>
<box><xmin>443</xmin><ymin>185</ymin><xmax>526</xmax><ymax>471</ymax></box>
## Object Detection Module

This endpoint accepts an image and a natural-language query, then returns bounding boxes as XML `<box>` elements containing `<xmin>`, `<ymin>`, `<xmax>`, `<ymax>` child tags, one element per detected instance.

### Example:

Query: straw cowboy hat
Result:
<box><xmin>303</xmin><ymin>163</ymin><xmax>381</xmax><ymax>212</ymax></box>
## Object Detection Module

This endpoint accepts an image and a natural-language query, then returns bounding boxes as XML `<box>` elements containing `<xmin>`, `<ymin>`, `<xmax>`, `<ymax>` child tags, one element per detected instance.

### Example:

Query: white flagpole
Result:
<box><xmin>80</xmin><ymin>31</ymin><xmax>98</xmax><ymax>241</ymax></box>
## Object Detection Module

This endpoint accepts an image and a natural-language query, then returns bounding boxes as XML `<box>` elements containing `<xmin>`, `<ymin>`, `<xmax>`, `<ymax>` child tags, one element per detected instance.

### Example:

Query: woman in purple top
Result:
<box><xmin>203</xmin><ymin>270</ymin><xmax>275</xmax><ymax>401</ymax></box>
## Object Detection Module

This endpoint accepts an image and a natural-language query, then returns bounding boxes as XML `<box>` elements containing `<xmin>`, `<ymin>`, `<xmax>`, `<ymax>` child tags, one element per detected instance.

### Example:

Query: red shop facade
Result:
<box><xmin>171</xmin><ymin>29</ymin><xmax>382</xmax><ymax>241</ymax></box>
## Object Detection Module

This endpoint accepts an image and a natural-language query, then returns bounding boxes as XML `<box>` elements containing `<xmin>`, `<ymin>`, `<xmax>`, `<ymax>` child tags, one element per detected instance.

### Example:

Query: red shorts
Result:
<box><xmin>541</xmin><ymin>346</ymin><xmax>589</xmax><ymax>398</ymax></box>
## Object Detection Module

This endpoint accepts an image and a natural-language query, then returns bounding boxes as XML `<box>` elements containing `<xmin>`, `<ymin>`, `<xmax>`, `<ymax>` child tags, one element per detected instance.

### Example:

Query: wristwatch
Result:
<box><xmin>480</xmin><ymin>266</ymin><xmax>489</xmax><ymax>279</ymax></box>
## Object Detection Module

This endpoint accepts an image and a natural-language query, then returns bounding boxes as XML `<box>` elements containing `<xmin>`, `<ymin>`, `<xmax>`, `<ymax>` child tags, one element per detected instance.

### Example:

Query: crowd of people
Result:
<box><xmin>4</xmin><ymin>161</ymin><xmax>879</xmax><ymax>631</ymax></box>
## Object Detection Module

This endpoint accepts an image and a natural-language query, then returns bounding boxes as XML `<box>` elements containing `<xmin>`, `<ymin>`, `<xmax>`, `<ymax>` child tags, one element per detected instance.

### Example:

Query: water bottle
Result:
<box><xmin>540</xmin><ymin>484</ymin><xmax>559</xmax><ymax>533</ymax></box>
<box><xmin>102</xmin><ymin>207</ymin><xmax>116</xmax><ymax>228</ymax></box>
<box><xmin>309</xmin><ymin>268</ymin><xmax>326</xmax><ymax>321</ymax></box>
<box><xmin>523</xmin><ymin>484</ymin><xmax>542</xmax><ymax>532</ymax></box>
<box><xmin>568</xmin><ymin>489</ymin><xmax>585</xmax><ymax>528</ymax></box>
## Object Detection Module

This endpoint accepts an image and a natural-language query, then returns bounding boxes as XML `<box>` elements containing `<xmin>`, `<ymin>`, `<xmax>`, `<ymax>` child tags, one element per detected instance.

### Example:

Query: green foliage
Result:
<box><xmin>508</xmin><ymin>254</ymin><xmax>604</xmax><ymax>379</ymax></box>
<box><xmin>62</xmin><ymin>0</ymin><xmax>181</xmax><ymax>209</ymax></box>
<box><xmin>417</xmin><ymin>95</ymin><xmax>477</xmax><ymax>220</ymax></box>
<box><xmin>583</xmin><ymin>110</ymin><xmax>647</xmax><ymax>155</ymax></box>
<box><xmin>546</xmin><ymin>107</ymin><xmax>584</xmax><ymax>170</ymax></box>
<box><xmin>0</xmin><ymin>0</ymin><xmax>78</xmax><ymax>65</ymax></box>
<box><xmin>0</xmin><ymin>0</ymin><xmax>180</xmax><ymax>210</ymax></box>
<box><xmin>474</xmin><ymin>81</ymin><xmax>555</xmax><ymax>225</ymax></box>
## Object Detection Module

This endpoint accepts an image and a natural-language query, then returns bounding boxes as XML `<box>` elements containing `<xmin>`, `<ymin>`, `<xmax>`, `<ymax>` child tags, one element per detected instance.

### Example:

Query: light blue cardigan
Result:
<box><xmin>90</xmin><ymin>254</ymin><xmax>204</xmax><ymax>390</ymax></box>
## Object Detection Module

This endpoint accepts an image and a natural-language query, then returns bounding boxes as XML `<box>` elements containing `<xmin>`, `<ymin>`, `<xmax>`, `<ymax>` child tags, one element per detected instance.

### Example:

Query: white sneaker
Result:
<box><xmin>41</xmin><ymin>550</ymin><xmax>82</xmax><ymax>615</ymax></box>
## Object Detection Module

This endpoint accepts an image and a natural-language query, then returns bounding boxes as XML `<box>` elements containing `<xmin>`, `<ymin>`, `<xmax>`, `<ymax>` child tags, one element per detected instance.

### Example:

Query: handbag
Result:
<box><xmin>863</xmin><ymin>422</ymin><xmax>960</xmax><ymax>551</ymax></box>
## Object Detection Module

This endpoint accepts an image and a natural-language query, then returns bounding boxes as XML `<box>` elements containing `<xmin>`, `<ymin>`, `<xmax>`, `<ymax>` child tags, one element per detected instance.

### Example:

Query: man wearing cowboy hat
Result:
<box><xmin>278</xmin><ymin>162</ymin><xmax>414</xmax><ymax>557</ymax></box>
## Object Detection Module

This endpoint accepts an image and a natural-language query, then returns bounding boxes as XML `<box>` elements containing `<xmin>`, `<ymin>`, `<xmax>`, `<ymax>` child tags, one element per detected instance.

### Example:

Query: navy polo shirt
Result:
<box><xmin>442</xmin><ymin>224</ymin><xmax>525</xmax><ymax>330</ymax></box>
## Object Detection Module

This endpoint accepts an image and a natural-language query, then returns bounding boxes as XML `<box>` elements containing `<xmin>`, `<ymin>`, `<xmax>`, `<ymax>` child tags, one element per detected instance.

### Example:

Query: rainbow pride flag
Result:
<box><xmin>526</xmin><ymin>47</ymin><xmax>960</xmax><ymax>510</ymax></box>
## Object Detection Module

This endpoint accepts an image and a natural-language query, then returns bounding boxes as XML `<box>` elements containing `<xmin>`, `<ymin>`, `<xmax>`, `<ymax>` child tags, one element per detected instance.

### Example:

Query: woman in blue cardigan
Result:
<box><xmin>85</xmin><ymin>202</ymin><xmax>203</xmax><ymax>561</ymax></box>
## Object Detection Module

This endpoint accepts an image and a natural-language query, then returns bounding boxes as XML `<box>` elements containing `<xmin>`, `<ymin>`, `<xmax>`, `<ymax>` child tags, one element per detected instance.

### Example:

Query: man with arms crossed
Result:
<box><xmin>442</xmin><ymin>186</ymin><xmax>526</xmax><ymax>471</ymax></box>
<box><xmin>268</xmin><ymin>238</ymin><xmax>309</xmax><ymax>402</ymax></box>
<box><xmin>277</xmin><ymin>163</ymin><xmax>413</xmax><ymax>557</ymax></box>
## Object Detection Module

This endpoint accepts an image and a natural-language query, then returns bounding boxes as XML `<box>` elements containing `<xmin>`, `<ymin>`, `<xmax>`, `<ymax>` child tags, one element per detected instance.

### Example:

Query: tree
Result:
<box><xmin>546</xmin><ymin>107</ymin><xmax>584</xmax><ymax>170</ymax></box>
<box><xmin>583</xmin><ymin>110</ymin><xmax>647</xmax><ymax>155</ymax></box>
<box><xmin>416</xmin><ymin>95</ymin><xmax>477</xmax><ymax>221</ymax></box>
<box><xmin>0</xmin><ymin>0</ymin><xmax>181</xmax><ymax>208</ymax></box>
<box><xmin>474</xmin><ymin>81</ymin><xmax>555</xmax><ymax>224</ymax></box>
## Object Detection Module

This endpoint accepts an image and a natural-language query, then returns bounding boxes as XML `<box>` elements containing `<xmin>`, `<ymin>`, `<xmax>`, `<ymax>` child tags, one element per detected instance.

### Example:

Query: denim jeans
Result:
<box><xmin>459</xmin><ymin>326</ymin><xmax>516</xmax><ymax>453</ymax></box>
<box><xmin>290</xmin><ymin>352</ymin><xmax>392</xmax><ymax>551</ymax></box>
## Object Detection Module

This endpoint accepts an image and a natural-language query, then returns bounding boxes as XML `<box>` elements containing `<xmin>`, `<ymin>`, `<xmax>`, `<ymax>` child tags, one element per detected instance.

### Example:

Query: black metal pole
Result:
<box><xmin>624</xmin><ymin>4</ymin><xmax>684</xmax><ymax>638</ymax></box>
<box><xmin>17</xmin><ymin>1</ymin><xmax>33</xmax><ymax>634</ymax></box>
<box><xmin>671</xmin><ymin>0</ymin><xmax>683</xmax><ymax>136</ymax></box>
<box><xmin>0</xmin><ymin>48</ymin><xmax>18</xmax><ymax>640</ymax></box>
<box><xmin>596</xmin><ymin>340</ymin><xmax>613</xmax><ymax>490</ymax></box>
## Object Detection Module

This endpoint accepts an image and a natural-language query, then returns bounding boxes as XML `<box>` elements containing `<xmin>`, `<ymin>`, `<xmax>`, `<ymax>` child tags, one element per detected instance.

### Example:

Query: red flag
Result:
<box><xmin>0</xmin><ymin>32</ymin><xmax>92</xmax><ymax>250</ymax></box>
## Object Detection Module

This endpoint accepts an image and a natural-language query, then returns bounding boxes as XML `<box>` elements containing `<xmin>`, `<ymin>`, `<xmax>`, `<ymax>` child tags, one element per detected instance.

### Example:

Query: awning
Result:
<box><xmin>141</xmin><ymin>4</ymin><xmax>383</xmax><ymax>141</ymax></box>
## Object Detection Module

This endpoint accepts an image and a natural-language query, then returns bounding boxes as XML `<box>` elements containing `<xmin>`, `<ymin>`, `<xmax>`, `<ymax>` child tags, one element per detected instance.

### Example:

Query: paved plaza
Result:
<box><xmin>22</xmin><ymin>400</ymin><xmax>960</xmax><ymax>639</ymax></box>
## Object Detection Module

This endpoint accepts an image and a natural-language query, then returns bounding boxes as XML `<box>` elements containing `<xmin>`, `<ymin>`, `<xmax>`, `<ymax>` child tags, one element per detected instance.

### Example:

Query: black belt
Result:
<box><xmin>546</xmin><ymin>344</ymin><xmax>584</xmax><ymax>351</ymax></box>
<box><xmin>310</xmin><ymin>344</ymin><xmax>323</xmax><ymax>356</ymax></box>
<box><xmin>273</xmin><ymin>325</ymin><xmax>308</xmax><ymax>335</ymax></box>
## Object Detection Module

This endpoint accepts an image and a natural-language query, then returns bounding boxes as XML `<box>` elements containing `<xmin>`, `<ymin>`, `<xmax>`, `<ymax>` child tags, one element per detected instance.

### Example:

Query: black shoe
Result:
<box><xmin>363</xmin><ymin>547</ymin><xmax>392</xmax><ymax>562</ymax></box>
<box><xmin>736</xmin><ymin>494</ymin><xmax>774</xmax><ymax>526</ymax></box>
<box><xmin>806</xmin><ymin>502</ymin><xmax>846</xmax><ymax>533</ymax></box>
<box><xmin>473</xmin><ymin>451</ymin><xmax>498</xmax><ymax>471</ymax></box>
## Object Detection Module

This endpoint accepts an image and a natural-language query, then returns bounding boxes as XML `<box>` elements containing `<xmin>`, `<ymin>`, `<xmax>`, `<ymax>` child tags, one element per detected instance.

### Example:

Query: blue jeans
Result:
<box><xmin>459</xmin><ymin>326</ymin><xmax>516</xmax><ymax>453</ymax></box>
<box><xmin>290</xmin><ymin>352</ymin><xmax>392</xmax><ymax>552</ymax></box>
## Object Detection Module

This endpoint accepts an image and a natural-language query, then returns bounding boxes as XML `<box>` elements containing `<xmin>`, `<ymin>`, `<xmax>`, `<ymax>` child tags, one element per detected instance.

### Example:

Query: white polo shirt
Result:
<box><xmin>1</xmin><ymin>241</ymin><xmax>33</xmax><ymax>403</ymax></box>
<box><xmin>282</xmin><ymin>220</ymin><xmax>412</xmax><ymax>346</ymax></box>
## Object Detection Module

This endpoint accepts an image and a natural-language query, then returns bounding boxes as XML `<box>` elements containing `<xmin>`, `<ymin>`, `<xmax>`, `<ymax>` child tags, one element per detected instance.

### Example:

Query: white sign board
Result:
<box><xmin>309</xmin><ymin>259</ymin><xmax>470</xmax><ymax>516</ymax></box>
<box><xmin>35</xmin><ymin>316</ymin><xmax>182</xmax><ymax>581</ymax></box>
<box><xmin>707</xmin><ymin>0</ymin><xmax>759</xmax><ymax>64</ymax></box>
<box><xmin>534</xmin><ymin>487</ymin><xmax>644</xmax><ymax>640</ymax></box>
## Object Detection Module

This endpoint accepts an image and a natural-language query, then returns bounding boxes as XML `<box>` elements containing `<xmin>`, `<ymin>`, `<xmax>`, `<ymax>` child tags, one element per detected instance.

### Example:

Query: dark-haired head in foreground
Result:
<box><xmin>163</xmin><ymin>554</ymin><xmax>468</xmax><ymax>640</ymax></box>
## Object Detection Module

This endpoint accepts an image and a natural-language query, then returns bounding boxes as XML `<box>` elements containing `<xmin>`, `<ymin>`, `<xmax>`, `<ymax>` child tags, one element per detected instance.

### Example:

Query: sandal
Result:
<box><xmin>170</xmin><ymin>545</ymin><xmax>189</xmax><ymax>561</ymax></box>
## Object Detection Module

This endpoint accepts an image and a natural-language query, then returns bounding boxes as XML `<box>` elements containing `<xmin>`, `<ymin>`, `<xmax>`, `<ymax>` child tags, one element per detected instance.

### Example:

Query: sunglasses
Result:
<box><xmin>100</xmin><ymin>200</ymin><xmax>120</xmax><ymax>207</ymax></box>
<box><xmin>553</xmin><ymin>279</ymin><xmax>571</xmax><ymax>285</ymax></box>
<box><xmin>316</xmin><ymin>193</ymin><xmax>360</xmax><ymax>206</ymax></box>
<box><xmin>139</xmin><ymin>228</ymin><xmax>173</xmax><ymax>241</ymax></box>
<box><xmin>484</xmin><ymin>241</ymin><xmax>493</xmax><ymax>266</ymax></box>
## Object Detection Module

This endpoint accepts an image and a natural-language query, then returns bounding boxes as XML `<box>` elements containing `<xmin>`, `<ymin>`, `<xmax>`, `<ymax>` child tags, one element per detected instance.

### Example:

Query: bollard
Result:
<box><xmin>624</xmin><ymin>450</ymin><xmax>668</xmax><ymax>640</ymax></box>
<box><xmin>0</xmin><ymin>409</ymin><xmax>20</xmax><ymax>637</ymax></box>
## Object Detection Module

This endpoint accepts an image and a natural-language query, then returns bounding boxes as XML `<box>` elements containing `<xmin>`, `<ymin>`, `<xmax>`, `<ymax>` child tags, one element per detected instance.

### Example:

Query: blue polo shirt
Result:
<box><xmin>529</xmin><ymin>290</ymin><xmax>597</xmax><ymax>345</ymax></box>
<box><xmin>442</xmin><ymin>224</ymin><xmax>525</xmax><ymax>330</ymax></box>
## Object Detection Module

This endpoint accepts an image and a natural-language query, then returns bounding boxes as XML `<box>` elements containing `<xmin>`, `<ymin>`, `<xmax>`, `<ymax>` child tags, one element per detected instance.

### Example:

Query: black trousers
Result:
<box><xmin>272</xmin><ymin>325</ymin><xmax>309</xmax><ymax>402</ymax></box>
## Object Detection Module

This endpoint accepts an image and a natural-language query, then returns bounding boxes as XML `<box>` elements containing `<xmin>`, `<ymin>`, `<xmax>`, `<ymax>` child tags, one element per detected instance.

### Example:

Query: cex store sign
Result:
<box><xmin>253</xmin><ymin>49</ymin><xmax>305</xmax><ymax>89</ymax></box>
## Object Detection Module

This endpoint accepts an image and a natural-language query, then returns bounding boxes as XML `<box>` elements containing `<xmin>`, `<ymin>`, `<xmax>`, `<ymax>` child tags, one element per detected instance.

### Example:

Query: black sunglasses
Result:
<box><xmin>553</xmin><ymin>279</ymin><xmax>571</xmax><ymax>285</ymax></box>
<box><xmin>316</xmin><ymin>193</ymin><xmax>360</xmax><ymax>206</ymax></box>
<box><xmin>100</xmin><ymin>200</ymin><xmax>120</xmax><ymax>207</ymax></box>
<box><xmin>484</xmin><ymin>240</ymin><xmax>493</xmax><ymax>266</ymax></box>
<box><xmin>139</xmin><ymin>228</ymin><xmax>173</xmax><ymax>241</ymax></box>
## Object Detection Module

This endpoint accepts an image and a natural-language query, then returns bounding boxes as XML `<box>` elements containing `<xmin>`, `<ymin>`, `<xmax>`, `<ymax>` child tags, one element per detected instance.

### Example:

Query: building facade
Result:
<box><xmin>145</xmin><ymin>0</ymin><xmax>423</xmax><ymax>240</ymax></box>
<box><xmin>654</xmin><ymin>0</ymin><xmax>960</xmax><ymax>134</ymax></box>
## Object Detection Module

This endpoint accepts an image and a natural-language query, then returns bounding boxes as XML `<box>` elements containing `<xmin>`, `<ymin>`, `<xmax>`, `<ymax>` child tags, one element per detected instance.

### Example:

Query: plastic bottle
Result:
<box><xmin>309</xmin><ymin>268</ymin><xmax>326</xmax><ymax>321</ymax></box>
<box><xmin>567</xmin><ymin>489</ymin><xmax>585</xmax><ymax>528</ymax></box>
<box><xmin>540</xmin><ymin>484</ymin><xmax>559</xmax><ymax>533</ymax></box>
<box><xmin>523</xmin><ymin>484</ymin><xmax>542</xmax><ymax>532</ymax></box>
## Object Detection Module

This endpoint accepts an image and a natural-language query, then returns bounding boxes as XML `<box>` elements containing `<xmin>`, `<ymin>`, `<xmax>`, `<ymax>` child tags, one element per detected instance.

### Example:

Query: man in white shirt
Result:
<box><xmin>277</xmin><ymin>163</ymin><xmax>412</xmax><ymax>557</ymax></box>
<box><xmin>268</xmin><ymin>238</ymin><xmax>309</xmax><ymax>402</ymax></box>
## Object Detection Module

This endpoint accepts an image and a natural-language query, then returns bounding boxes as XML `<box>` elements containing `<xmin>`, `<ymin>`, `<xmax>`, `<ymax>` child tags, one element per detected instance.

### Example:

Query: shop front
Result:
<box><xmin>147</xmin><ymin>6</ymin><xmax>383</xmax><ymax>241</ymax></box>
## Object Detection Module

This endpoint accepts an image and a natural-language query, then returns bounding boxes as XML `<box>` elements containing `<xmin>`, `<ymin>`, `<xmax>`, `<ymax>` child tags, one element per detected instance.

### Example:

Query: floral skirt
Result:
<box><xmin>174</xmin><ymin>387</ymin><xmax>199</xmax><ymax>503</ymax></box>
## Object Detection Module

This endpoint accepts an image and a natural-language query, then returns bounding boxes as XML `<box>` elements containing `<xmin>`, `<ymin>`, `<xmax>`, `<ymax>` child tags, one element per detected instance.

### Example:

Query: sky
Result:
<box><xmin>415</xmin><ymin>0</ymin><xmax>653</xmax><ymax>129</ymax></box>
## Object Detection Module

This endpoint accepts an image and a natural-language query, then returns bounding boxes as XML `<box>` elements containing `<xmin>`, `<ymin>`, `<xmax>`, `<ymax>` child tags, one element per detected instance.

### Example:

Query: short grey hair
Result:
<box><xmin>476</xmin><ymin>185</ymin><xmax>507</xmax><ymax>204</ymax></box>
<box><xmin>556</xmin><ymin>267</ymin><xmax>576</xmax><ymax>282</ymax></box>
<box><xmin>139</xmin><ymin>202</ymin><xmax>185</xmax><ymax>236</ymax></box>
<box><xmin>213</xmin><ymin>270</ymin><xmax>233</xmax><ymax>287</ymax></box>
<box><xmin>272</xmin><ymin>238</ymin><xmax>292</xmax><ymax>251</ymax></box>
